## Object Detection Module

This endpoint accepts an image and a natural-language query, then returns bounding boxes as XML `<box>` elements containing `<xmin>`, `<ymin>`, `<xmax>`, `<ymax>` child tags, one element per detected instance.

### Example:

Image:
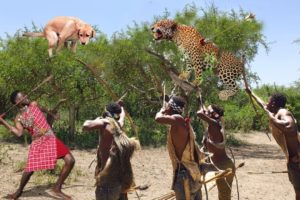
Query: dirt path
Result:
<box><xmin>0</xmin><ymin>132</ymin><xmax>295</xmax><ymax>200</ymax></box>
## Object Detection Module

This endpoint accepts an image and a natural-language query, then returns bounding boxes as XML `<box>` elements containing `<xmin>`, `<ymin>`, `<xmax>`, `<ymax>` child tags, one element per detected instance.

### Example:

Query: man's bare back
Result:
<box><xmin>98</xmin><ymin>124</ymin><xmax>114</xmax><ymax>167</ymax></box>
<box><xmin>271</xmin><ymin>108</ymin><xmax>300</xmax><ymax>158</ymax></box>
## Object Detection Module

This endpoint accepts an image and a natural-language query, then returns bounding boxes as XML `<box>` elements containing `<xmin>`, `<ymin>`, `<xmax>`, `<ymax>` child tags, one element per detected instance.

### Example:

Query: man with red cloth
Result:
<box><xmin>0</xmin><ymin>90</ymin><xmax>75</xmax><ymax>200</ymax></box>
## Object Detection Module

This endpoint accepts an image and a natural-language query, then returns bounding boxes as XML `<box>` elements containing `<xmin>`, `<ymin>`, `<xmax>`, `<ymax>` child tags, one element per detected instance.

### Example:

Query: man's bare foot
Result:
<box><xmin>4</xmin><ymin>191</ymin><xmax>22</xmax><ymax>199</ymax></box>
<box><xmin>50</xmin><ymin>188</ymin><xmax>72</xmax><ymax>200</ymax></box>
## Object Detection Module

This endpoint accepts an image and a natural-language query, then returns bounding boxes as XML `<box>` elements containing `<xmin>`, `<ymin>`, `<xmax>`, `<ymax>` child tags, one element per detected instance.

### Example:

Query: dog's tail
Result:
<box><xmin>23</xmin><ymin>32</ymin><xmax>44</xmax><ymax>38</ymax></box>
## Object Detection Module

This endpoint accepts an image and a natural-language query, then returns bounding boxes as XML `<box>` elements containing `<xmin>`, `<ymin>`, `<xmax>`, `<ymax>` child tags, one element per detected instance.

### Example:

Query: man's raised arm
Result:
<box><xmin>155</xmin><ymin>108</ymin><xmax>183</xmax><ymax>126</ymax></box>
<box><xmin>245</xmin><ymin>88</ymin><xmax>266</xmax><ymax>109</ymax></box>
<box><xmin>83</xmin><ymin>117</ymin><xmax>109</xmax><ymax>131</ymax></box>
<box><xmin>0</xmin><ymin>115</ymin><xmax>24</xmax><ymax>137</ymax></box>
<box><xmin>118</xmin><ymin>107</ymin><xmax>126</xmax><ymax>128</ymax></box>
<box><xmin>268</xmin><ymin>110</ymin><xmax>295</xmax><ymax>133</ymax></box>
<box><xmin>197</xmin><ymin>107</ymin><xmax>218</xmax><ymax>126</ymax></box>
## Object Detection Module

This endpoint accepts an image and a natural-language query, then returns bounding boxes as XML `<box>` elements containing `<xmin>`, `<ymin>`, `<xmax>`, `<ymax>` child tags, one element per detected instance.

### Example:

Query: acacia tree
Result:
<box><xmin>0</xmin><ymin>31</ymin><xmax>108</xmax><ymax>142</ymax></box>
<box><xmin>0</xmin><ymin>4</ymin><xmax>269</xmax><ymax>145</ymax></box>
<box><xmin>72</xmin><ymin>4</ymin><xmax>267</xmax><ymax>144</ymax></box>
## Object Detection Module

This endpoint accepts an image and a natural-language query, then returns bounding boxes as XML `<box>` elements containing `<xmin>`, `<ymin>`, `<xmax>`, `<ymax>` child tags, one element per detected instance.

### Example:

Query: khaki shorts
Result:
<box><xmin>287</xmin><ymin>162</ymin><xmax>300</xmax><ymax>191</ymax></box>
<box><xmin>214</xmin><ymin>158</ymin><xmax>235</xmax><ymax>200</ymax></box>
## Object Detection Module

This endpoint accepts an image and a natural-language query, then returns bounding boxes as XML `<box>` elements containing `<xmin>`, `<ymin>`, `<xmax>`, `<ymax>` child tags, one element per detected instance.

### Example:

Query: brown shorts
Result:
<box><xmin>95</xmin><ymin>184</ymin><xmax>125</xmax><ymax>200</ymax></box>
<box><xmin>214</xmin><ymin>158</ymin><xmax>235</xmax><ymax>200</ymax></box>
<box><xmin>287</xmin><ymin>162</ymin><xmax>300</xmax><ymax>191</ymax></box>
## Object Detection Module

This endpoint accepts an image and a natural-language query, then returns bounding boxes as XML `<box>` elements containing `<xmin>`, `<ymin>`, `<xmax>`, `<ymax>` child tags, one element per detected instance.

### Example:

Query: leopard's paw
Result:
<box><xmin>179</xmin><ymin>71</ymin><xmax>189</xmax><ymax>80</ymax></box>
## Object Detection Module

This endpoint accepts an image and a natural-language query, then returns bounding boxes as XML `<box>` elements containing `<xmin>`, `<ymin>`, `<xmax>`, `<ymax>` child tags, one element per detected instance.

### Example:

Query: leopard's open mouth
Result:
<box><xmin>153</xmin><ymin>29</ymin><xmax>163</xmax><ymax>40</ymax></box>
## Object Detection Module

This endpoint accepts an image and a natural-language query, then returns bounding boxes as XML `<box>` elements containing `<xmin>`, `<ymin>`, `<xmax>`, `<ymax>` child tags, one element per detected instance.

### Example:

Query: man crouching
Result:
<box><xmin>83</xmin><ymin>101</ymin><xmax>139</xmax><ymax>200</ymax></box>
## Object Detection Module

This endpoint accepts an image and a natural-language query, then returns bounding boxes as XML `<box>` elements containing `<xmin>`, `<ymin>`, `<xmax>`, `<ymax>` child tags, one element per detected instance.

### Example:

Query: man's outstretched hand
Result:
<box><xmin>117</xmin><ymin>100</ymin><xmax>124</xmax><ymax>107</ymax></box>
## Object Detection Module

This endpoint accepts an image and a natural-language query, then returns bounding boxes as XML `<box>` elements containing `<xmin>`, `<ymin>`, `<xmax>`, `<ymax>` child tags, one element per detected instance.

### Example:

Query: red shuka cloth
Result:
<box><xmin>19</xmin><ymin>104</ymin><xmax>69</xmax><ymax>172</ymax></box>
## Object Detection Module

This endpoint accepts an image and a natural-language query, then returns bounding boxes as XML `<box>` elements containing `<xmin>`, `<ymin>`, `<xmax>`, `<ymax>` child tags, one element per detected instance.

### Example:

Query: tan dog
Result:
<box><xmin>23</xmin><ymin>16</ymin><xmax>95</xmax><ymax>57</ymax></box>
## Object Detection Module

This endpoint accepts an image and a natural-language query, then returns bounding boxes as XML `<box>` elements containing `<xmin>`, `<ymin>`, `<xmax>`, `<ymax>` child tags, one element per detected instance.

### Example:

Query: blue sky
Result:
<box><xmin>1</xmin><ymin>0</ymin><xmax>299</xmax><ymax>87</ymax></box>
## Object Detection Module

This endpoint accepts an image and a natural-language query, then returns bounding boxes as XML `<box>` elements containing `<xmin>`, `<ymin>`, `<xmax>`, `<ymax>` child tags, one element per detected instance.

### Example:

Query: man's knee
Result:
<box><xmin>23</xmin><ymin>171</ymin><xmax>34</xmax><ymax>178</ymax></box>
<box><xmin>65</xmin><ymin>154</ymin><xmax>75</xmax><ymax>167</ymax></box>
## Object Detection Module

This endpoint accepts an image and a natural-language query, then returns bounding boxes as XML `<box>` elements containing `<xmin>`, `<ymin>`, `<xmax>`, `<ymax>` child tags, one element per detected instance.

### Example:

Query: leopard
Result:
<box><xmin>151</xmin><ymin>19</ymin><xmax>244</xmax><ymax>100</ymax></box>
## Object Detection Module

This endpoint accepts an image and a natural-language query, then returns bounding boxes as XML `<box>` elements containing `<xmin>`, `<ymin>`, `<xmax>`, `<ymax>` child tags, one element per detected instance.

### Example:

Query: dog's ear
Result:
<box><xmin>91</xmin><ymin>30</ymin><xmax>96</xmax><ymax>38</ymax></box>
<box><xmin>75</xmin><ymin>22</ymin><xmax>83</xmax><ymax>31</ymax></box>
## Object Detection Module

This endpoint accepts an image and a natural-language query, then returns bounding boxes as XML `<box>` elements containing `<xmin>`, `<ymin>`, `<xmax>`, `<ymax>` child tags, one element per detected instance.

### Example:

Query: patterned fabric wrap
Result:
<box><xmin>19</xmin><ymin>104</ymin><xmax>57</xmax><ymax>172</ymax></box>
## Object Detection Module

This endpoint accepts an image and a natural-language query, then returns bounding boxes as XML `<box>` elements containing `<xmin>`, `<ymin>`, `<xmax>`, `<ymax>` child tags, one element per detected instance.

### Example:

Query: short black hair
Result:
<box><xmin>106</xmin><ymin>102</ymin><xmax>122</xmax><ymax>115</ymax></box>
<box><xmin>10</xmin><ymin>90</ymin><xmax>20</xmax><ymax>104</ymax></box>
<box><xmin>211</xmin><ymin>104</ymin><xmax>224</xmax><ymax>117</ymax></box>
<box><xmin>270</xmin><ymin>93</ymin><xmax>287</xmax><ymax>108</ymax></box>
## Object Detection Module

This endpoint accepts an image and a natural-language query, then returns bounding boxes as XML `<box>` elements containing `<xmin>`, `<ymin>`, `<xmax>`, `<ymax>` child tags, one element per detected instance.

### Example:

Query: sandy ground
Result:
<box><xmin>0</xmin><ymin>131</ymin><xmax>296</xmax><ymax>200</ymax></box>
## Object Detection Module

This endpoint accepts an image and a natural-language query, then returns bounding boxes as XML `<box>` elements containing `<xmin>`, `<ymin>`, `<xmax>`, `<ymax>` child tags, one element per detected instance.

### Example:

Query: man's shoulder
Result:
<box><xmin>95</xmin><ymin>117</ymin><xmax>110</xmax><ymax>124</ymax></box>
<box><xmin>171</xmin><ymin>114</ymin><xmax>185</xmax><ymax>121</ymax></box>
<box><xmin>30</xmin><ymin>101</ymin><xmax>38</xmax><ymax>107</ymax></box>
<box><xmin>278</xmin><ymin>108</ymin><xmax>292</xmax><ymax>116</ymax></box>
<box><xmin>15</xmin><ymin>113</ymin><xmax>22</xmax><ymax>121</ymax></box>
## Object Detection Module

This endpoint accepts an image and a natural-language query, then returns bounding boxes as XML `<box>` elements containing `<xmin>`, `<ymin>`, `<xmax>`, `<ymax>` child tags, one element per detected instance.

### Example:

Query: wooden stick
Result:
<box><xmin>162</xmin><ymin>81</ymin><xmax>166</xmax><ymax>108</ymax></box>
<box><xmin>228</xmin><ymin>147</ymin><xmax>243</xmax><ymax>200</ymax></box>
<box><xmin>247</xmin><ymin>170</ymin><xmax>288</xmax><ymax>174</ymax></box>
<box><xmin>203</xmin><ymin>174</ymin><xmax>209</xmax><ymax>200</ymax></box>
<box><xmin>202</xmin><ymin>169</ymin><xmax>232</xmax><ymax>184</ymax></box>
<box><xmin>241</xmin><ymin>61</ymin><xmax>271</xmax><ymax>141</ymax></box>
<box><xmin>145</xmin><ymin>49</ymin><xmax>197</xmax><ymax>94</ymax></box>
<box><xmin>75</xmin><ymin>58</ymin><xmax>139</xmax><ymax>138</ymax></box>
<box><xmin>88</xmin><ymin>159</ymin><xmax>96</xmax><ymax>169</ymax></box>
<box><xmin>152</xmin><ymin>192</ymin><xmax>175</xmax><ymax>200</ymax></box>
<box><xmin>135</xmin><ymin>190</ymin><xmax>141</xmax><ymax>200</ymax></box>
<box><xmin>1</xmin><ymin>75</ymin><xmax>54</xmax><ymax>116</ymax></box>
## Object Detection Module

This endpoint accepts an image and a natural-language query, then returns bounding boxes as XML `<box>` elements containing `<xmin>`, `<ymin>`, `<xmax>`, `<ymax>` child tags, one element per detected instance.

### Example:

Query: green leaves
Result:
<box><xmin>0</xmin><ymin>4</ymin><xmax>272</xmax><ymax>145</ymax></box>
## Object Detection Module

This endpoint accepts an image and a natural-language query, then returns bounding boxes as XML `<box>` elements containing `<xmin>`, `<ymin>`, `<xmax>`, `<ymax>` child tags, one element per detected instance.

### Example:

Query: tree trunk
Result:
<box><xmin>68</xmin><ymin>104</ymin><xmax>76</xmax><ymax>142</ymax></box>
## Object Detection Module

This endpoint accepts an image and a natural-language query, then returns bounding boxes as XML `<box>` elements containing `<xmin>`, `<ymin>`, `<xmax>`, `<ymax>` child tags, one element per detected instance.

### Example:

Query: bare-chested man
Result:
<box><xmin>0</xmin><ymin>90</ymin><xmax>75</xmax><ymax>200</ymax></box>
<box><xmin>155</xmin><ymin>96</ymin><xmax>202</xmax><ymax>200</ymax></box>
<box><xmin>83</xmin><ymin>101</ymin><xmax>138</xmax><ymax>200</ymax></box>
<box><xmin>197</xmin><ymin>104</ymin><xmax>235</xmax><ymax>200</ymax></box>
<box><xmin>246</xmin><ymin>88</ymin><xmax>300</xmax><ymax>200</ymax></box>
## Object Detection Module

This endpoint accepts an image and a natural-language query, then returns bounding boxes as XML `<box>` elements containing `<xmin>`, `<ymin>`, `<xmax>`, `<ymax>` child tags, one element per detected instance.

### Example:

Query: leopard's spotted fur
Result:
<box><xmin>151</xmin><ymin>19</ymin><xmax>244</xmax><ymax>100</ymax></box>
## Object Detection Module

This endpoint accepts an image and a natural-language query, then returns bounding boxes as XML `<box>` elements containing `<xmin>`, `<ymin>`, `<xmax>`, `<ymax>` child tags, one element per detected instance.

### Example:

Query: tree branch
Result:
<box><xmin>75</xmin><ymin>57</ymin><xmax>139</xmax><ymax>137</ymax></box>
<box><xmin>129</xmin><ymin>84</ymin><xmax>160</xmax><ymax>104</ymax></box>
<box><xmin>145</xmin><ymin>48</ymin><xmax>198</xmax><ymax>94</ymax></box>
